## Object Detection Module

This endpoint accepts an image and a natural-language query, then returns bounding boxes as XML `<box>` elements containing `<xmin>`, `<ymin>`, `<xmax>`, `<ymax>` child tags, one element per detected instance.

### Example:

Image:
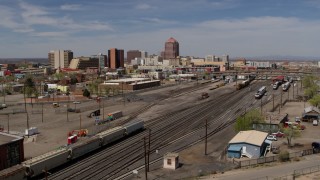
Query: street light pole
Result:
<box><xmin>41</xmin><ymin>103</ymin><xmax>44</xmax><ymax>123</ymax></box>
<box><xmin>7</xmin><ymin>114</ymin><xmax>9</xmax><ymax>134</ymax></box>
<box><xmin>205</xmin><ymin>119</ymin><xmax>208</xmax><ymax>155</ymax></box>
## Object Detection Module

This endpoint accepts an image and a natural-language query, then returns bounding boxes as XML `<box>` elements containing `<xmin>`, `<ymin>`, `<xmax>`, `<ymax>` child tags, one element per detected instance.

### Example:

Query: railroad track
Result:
<box><xmin>48</xmin><ymin>81</ymin><xmax>277</xmax><ymax>180</ymax></box>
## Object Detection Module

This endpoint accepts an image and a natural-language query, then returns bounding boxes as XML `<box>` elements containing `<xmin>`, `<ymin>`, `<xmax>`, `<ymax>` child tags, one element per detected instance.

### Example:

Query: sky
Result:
<box><xmin>1</xmin><ymin>0</ymin><xmax>320</xmax><ymax>58</ymax></box>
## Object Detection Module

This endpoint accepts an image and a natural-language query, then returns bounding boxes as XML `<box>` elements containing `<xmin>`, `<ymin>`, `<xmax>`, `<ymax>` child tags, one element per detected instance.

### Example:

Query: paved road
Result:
<box><xmin>205</xmin><ymin>154</ymin><xmax>320</xmax><ymax>179</ymax></box>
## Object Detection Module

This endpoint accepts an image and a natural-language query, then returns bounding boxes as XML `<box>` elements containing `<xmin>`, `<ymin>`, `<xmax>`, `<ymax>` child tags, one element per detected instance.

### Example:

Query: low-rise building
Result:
<box><xmin>227</xmin><ymin>130</ymin><xmax>268</xmax><ymax>159</ymax></box>
<box><xmin>0</xmin><ymin>132</ymin><xmax>24</xmax><ymax>170</ymax></box>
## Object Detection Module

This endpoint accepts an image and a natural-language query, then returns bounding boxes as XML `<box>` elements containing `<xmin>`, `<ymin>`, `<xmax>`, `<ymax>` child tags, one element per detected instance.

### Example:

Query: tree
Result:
<box><xmin>309</xmin><ymin>94</ymin><xmax>320</xmax><ymax>108</ymax></box>
<box><xmin>70</xmin><ymin>74</ymin><xmax>78</xmax><ymax>85</ymax></box>
<box><xmin>282</xmin><ymin>126</ymin><xmax>301</xmax><ymax>147</ymax></box>
<box><xmin>302</xmin><ymin>75</ymin><xmax>318</xmax><ymax>89</ymax></box>
<box><xmin>83</xmin><ymin>89</ymin><xmax>90</xmax><ymax>98</ymax></box>
<box><xmin>234</xmin><ymin>109</ymin><xmax>264</xmax><ymax>132</ymax></box>
<box><xmin>304</xmin><ymin>85</ymin><xmax>319</xmax><ymax>99</ymax></box>
<box><xmin>24</xmin><ymin>76</ymin><xmax>36</xmax><ymax>98</ymax></box>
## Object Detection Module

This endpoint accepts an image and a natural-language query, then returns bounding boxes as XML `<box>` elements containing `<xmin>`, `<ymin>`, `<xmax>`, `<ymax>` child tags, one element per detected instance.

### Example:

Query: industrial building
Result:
<box><xmin>0</xmin><ymin>132</ymin><xmax>24</xmax><ymax>170</ymax></box>
<box><xmin>227</xmin><ymin>130</ymin><xmax>268</xmax><ymax>159</ymax></box>
<box><xmin>100</xmin><ymin>78</ymin><xmax>160</xmax><ymax>91</ymax></box>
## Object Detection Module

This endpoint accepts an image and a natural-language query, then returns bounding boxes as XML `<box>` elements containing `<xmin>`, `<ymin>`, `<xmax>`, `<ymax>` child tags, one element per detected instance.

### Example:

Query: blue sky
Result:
<box><xmin>1</xmin><ymin>0</ymin><xmax>320</xmax><ymax>58</ymax></box>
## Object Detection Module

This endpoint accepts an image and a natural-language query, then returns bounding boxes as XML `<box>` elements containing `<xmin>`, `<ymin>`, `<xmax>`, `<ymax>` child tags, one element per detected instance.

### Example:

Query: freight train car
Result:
<box><xmin>123</xmin><ymin>121</ymin><xmax>144</xmax><ymax>135</ymax></box>
<box><xmin>96</xmin><ymin>127</ymin><xmax>125</xmax><ymax>146</ymax></box>
<box><xmin>68</xmin><ymin>136</ymin><xmax>101</xmax><ymax>160</ymax></box>
<box><xmin>0</xmin><ymin>165</ymin><xmax>26</xmax><ymax>180</ymax></box>
<box><xmin>22</xmin><ymin>148</ymin><xmax>69</xmax><ymax>177</ymax></box>
<box><xmin>8</xmin><ymin>121</ymin><xmax>145</xmax><ymax>180</ymax></box>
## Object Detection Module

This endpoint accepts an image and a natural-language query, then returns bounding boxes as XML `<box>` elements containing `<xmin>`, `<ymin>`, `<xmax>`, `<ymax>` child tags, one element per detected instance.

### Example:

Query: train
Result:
<box><xmin>282</xmin><ymin>82</ymin><xmax>291</xmax><ymax>91</ymax></box>
<box><xmin>255</xmin><ymin>86</ymin><xmax>267</xmax><ymax>99</ymax></box>
<box><xmin>236</xmin><ymin>75</ymin><xmax>255</xmax><ymax>90</ymax></box>
<box><xmin>20</xmin><ymin>121</ymin><xmax>144</xmax><ymax>178</ymax></box>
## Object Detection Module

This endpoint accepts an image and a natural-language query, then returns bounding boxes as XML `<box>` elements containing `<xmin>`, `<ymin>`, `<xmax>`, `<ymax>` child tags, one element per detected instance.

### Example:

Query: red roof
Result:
<box><xmin>166</xmin><ymin>37</ymin><xmax>178</xmax><ymax>43</ymax></box>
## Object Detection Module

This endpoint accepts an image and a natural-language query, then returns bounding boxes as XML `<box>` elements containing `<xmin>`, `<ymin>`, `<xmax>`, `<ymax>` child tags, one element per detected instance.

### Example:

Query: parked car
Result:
<box><xmin>272</xmin><ymin>131</ymin><xmax>285</xmax><ymax>138</ymax></box>
<box><xmin>267</xmin><ymin>135</ymin><xmax>277</xmax><ymax>141</ymax></box>
<box><xmin>313</xmin><ymin>120</ymin><xmax>318</xmax><ymax>126</ymax></box>
<box><xmin>295</xmin><ymin>117</ymin><xmax>301</xmax><ymax>123</ymax></box>
<box><xmin>52</xmin><ymin>103</ymin><xmax>59</xmax><ymax>108</ymax></box>
<box><xmin>1</xmin><ymin>104</ymin><xmax>7</xmax><ymax>108</ymax></box>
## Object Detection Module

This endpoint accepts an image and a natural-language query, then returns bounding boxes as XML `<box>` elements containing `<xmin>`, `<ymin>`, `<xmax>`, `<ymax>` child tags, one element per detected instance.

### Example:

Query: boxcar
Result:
<box><xmin>68</xmin><ymin>136</ymin><xmax>101</xmax><ymax>160</ymax></box>
<box><xmin>22</xmin><ymin>148</ymin><xmax>69</xmax><ymax>177</ymax></box>
<box><xmin>96</xmin><ymin>127</ymin><xmax>125</xmax><ymax>146</ymax></box>
<box><xmin>122</xmin><ymin>121</ymin><xmax>144</xmax><ymax>135</ymax></box>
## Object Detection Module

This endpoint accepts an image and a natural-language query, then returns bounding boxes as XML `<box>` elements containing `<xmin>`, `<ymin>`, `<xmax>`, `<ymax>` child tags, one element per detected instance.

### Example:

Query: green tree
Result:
<box><xmin>234</xmin><ymin>109</ymin><xmax>264</xmax><ymax>132</ymax></box>
<box><xmin>282</xmin><ymin>126</ymin><xmax>301</xmax><ymax>147</ymax></box>
<box><xmin>83</xmin><ymin>89</ymin><xmax>90</xmax><ymax>98</ymax></box>
<box><xmin>309</xmin><ymin>94</ymin><xmax>320</xmax><ymax>108</ymax></box>
<box><xmin>24</xmin><ymin>76</ymin><xmax>36</xmax><ymax>97</ymax></box>
<box><xmin>302</xmin><ymin>75</ymin><xmax>318</xmax><ymax>89</ymax></box>
<box><xmin>70</xmin><ymin>74</ymin><xmax>78</xmax><ymax>85</ymax></box>
<box><xmin>54</xmin><ymin>73</ymin><xmax>64</xmax><ymax>81</ymax></box>
<box><xmin>304</xmin><ymin>85</ymin><xmax>319</xmax><ymax>99</ymax></box>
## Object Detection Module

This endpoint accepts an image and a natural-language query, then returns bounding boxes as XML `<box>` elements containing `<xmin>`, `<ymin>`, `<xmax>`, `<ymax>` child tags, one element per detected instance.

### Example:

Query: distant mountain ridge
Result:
<box><xmin>0</xmin><ymin>58</ymin><xmax>48</xmax><ymax>64</ymax></box>
<box><xmin>232</xmin><ymin>55</ymin><xmax>320</xmax><ymax>61</ymax></box>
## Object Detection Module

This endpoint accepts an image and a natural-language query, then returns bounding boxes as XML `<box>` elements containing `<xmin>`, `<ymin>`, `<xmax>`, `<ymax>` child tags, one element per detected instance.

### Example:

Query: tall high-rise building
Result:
<box><xmin>48</xmin><ymin>50</ymin><xmax>73</xmax><ymax>69</ymax></box>
<box><xmin>161</xmin><ymin>37</ymin><xmax>179</xmax><ymax>59</ymax></box>
<box><xmin>127</xmin><ymin>50</ymin><xmax>148</xmax><ymax>64</ymax></box>
<box><xmin>108</xmin><ymin>48</ymin><xmax>124</xmax><ymax>69</ymax></box>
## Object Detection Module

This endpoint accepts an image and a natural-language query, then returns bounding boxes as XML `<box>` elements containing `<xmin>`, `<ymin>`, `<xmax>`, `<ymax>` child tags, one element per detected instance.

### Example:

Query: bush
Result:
<box><xmin>278</xmin><ymin>150</ymin><xmax>289</xmax><ymax>162</ymax></box>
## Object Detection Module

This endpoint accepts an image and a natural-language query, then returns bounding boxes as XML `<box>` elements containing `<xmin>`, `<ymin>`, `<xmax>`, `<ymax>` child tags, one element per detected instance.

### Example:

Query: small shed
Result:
<box><xmin>302</xmin><ymin>106</ymin><xmax>320</xmax><ymax>121</ymax></box>
<box><xmin>227</xmin><ymin>130</ymin><xmax>268</xmax><ymax>159</ymax></box>
<box><xmin>163</xmin><ymin>152</ymin><xmax>179</xmax><ymax>170</ymax></box>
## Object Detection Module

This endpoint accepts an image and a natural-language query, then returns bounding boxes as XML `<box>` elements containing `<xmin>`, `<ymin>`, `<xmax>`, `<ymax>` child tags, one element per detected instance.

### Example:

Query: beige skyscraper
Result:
<box><xmin>48</xmin><ymin>50</ymin><xmax>73</xmax><ymax>69</ymax></box>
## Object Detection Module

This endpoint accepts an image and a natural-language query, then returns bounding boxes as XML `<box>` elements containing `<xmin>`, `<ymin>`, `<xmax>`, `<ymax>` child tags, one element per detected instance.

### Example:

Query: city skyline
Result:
<box><xmin>1</xmin><ymin>0</ymin><xmax>320</xmax><ymax>58</ymax></box>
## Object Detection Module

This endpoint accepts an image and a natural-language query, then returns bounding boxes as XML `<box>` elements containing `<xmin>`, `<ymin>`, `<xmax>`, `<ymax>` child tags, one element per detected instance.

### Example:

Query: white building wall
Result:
<box><xmin>205</xmin><ymin>55</ymin><xmax>215</xmax><ymax>62</ymax></box>
<box><xmin>53</xmin><ymin>50</ymin><xmax>65</xmax><ymax>69</ymax></box>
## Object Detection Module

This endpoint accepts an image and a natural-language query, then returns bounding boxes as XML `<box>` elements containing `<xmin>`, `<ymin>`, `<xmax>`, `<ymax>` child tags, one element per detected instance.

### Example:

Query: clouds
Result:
<box><xmin>0</xmin><ymin>0</ymin><xmax>320</xmax><ymax>58</ymax></box>
<box><xmin>60</xmin><ymin>4</ymin><xmax>82</xmax><ymax>11</ymax></box>
<box><xmin>0</xmin><ymin>1</ymin><xmax>112</xmax><ymax>39</ymax></box>
<box><xmin>135</xmin><ymin>3</ymin><xmax>152</xmax><ymax>10</ymax></box>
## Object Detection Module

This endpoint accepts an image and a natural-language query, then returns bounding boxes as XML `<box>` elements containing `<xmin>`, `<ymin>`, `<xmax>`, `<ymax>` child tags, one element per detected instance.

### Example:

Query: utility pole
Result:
<box><xmin>103</xmin><ymin>99</ymin><xmax>105</xmax><ymax>121</ymax></box>
<box><xmin>205</xmin><ymin>119</ymin><xmax>208</xmax><ymax>155</ymax></box>
<box><xmin>143</xmin><ymin>137</ymin><xmax>148</xmax><ymax>180</ymax></box>
<box><xmin>293</xmin><ymin>83</ymin><xmax>295</xmax><ymax>99</ymax></box>
<box><xmin>280</xmin><ymin>91</ymin><xmax>283</xmax><ymax>108</ymax></box>
<box><xmin>272</xmin><ymin>94</ymin><xmax>275</xmax><ymax>111</ymax></box>
<box><xmin>148</xmin><ymin>129</ymin><xmax>151</xmax><ymax>172</ymax></box>
<box><xmin>80</xmin><ymin>114</ymin><xmax>82</xmax><ymax>130</ymax></box>
<box><xmin>7</xmin><ymin>114</ymin><xmax>9</xmax><ymax>134</ymax></box>
<box><xmin>67</xmin><ymin>96</ymin><xmax>69</xmax><ymax>122</ymax></box>
<box><xmin>1</xmin><ymin>80</ymin><xmax>5</xmax><ymax>104</ymax></box>
<box><xmin>260</xmin><ymin>98</ymin><xmax>263</xmax><ymax>115</ymax></box>
<box><xmin>41</xmin><ymin>103</ymin><xmax>44</xmax><ymax>123</ymax></box>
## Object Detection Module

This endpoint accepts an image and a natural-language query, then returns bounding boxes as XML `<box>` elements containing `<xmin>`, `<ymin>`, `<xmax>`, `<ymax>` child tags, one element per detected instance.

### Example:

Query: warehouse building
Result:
<box><xmin>302</xmin><ymin>106</ymin><xmax>320</xmax><ymax>122</ymax></box>
<box><xmin>227</xmin><ymin>130</ymin><xmax>268</xmax><ymax>159</ymax></box>
<box><xmin>0</xmin><ymin>133</ymin><xmax>24</xmax><ymax>170</ymax></box>
<box><xmin>100</xmin><ymin>78</ymin><xmax>160</xmax><ymax>91</ymax></box>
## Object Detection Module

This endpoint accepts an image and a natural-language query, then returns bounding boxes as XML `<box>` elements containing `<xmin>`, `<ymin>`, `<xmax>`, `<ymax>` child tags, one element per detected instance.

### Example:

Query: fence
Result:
<box><xmin>236</xmin><ymin>148</ymin><xmax>319</xmax><ymax>168</ymax></box>
<box><xmin>254</xmin><ymin>164</ymin><xmax>320</xmax><ymax>180</ymax></box>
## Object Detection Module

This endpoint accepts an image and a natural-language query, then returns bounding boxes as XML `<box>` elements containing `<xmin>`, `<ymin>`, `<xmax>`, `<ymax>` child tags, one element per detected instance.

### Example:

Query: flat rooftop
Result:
<box><xmin>0</xmin><ymin>132</ymin><xmax>23</xmax><ymax>145</ymax></box>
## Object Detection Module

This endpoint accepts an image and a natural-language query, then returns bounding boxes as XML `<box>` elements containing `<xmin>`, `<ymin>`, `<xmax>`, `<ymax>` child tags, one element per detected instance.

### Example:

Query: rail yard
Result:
<box><xmin>0</xmin><ymin>71</ymin><xmax>319</xmax><ymax>180</ymax></box>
